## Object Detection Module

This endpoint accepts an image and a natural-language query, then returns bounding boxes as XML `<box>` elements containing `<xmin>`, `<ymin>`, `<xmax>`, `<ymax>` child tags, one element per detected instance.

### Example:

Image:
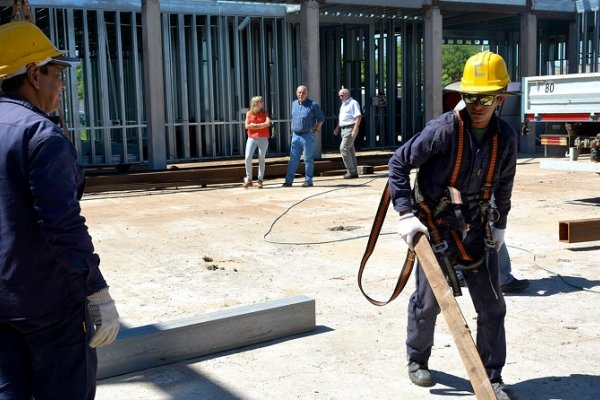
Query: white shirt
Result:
<box><xmin>338</xmin><ymin>97</ymin><xmax>362</xmax><ymax>127</ymax></box>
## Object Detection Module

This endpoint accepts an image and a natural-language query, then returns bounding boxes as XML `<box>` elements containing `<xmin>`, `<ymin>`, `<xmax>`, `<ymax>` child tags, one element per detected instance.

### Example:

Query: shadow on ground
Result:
<box><xmin>426</xmin><ymin>371</ymin><xmax>599</xmax><ymax>400</ymax></box>
<box><xmin>503</xmin><ymin>275</ymin><xmax>600</xmax><ymax>297</ymax></box>
<box><xmin>98</xmin><ymin>325</ymin><xmax>334</xmax><ymax>400</ymax></box>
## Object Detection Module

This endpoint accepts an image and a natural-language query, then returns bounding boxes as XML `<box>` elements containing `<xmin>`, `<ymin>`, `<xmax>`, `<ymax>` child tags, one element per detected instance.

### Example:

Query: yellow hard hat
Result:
<box><xmin>0</xmin><ymin>21</ymin><xmax>79</xmax><ymax>80</ymax></box>
<box><xmin>445</xmin><ymin>51</ymin><xmax>510</xmax><ymax>94</ymax></box>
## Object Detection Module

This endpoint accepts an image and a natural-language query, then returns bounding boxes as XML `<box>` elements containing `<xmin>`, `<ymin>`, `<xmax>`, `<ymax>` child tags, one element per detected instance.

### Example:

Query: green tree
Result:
<box><xmin>442</xmin><ymin>44</ymin><xmax>485</xmax><ymax>86</ymax></box>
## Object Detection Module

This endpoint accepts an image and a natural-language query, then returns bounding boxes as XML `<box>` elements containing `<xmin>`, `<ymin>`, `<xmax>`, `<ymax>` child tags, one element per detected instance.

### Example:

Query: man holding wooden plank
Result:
<box><xmin>388</xmin><ymin>52</ymin><xmax>518</xmax><ymax>400</ymax></box>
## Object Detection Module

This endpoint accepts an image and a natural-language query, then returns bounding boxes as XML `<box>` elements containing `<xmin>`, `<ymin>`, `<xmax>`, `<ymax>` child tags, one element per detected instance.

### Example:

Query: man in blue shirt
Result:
<box><xmin>0</xmin><ymin>22</ymin><xmax>119</xmax><ymax>399</ymax></box>
<box><xmin>282</xmin><ymin>85</ymin><xmax>325</xmax><ymax>187</ymax></box>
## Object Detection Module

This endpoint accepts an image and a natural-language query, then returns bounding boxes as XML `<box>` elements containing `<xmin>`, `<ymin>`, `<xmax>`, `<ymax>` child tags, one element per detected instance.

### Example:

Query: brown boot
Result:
<box><xmin>257</xmin><ymin>180</ymin><xmax>263</xmax><ymax>189</ymax></box>
<box><xmin>243</xmin><ymin>178</ymin><xmax>252</xmax><ymax>189</ymax></box>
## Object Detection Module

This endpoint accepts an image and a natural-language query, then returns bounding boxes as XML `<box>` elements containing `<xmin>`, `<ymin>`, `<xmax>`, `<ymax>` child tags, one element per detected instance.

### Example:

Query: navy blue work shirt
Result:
<box><xmin>0</xmin><ymin>94</ymin><xmax>107</xmax><ymax>320</ymax></box>
<box><xmin>291</xmin><ymin>98</ymin><xmax>325</xmax><ymax>133</ymax></box>
<box><xmin>388</xmin><ymin>109</ymin><xmax>517</xmax><ymax>230</ymax></box>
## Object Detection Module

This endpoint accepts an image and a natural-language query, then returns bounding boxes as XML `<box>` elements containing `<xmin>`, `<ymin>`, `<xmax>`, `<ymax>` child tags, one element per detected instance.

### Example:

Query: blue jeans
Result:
<box><xmin>0</xmin><ymin>302</ymin><xmax>97</xmax><ymax>400</ymax></box>
<box><xmin>244</xmin><ymin>137</ymin><xmax>269</xmax><ymax>180</ymax></box>
<box><xmin>285</xmin><ymin>131</ymin><xmax>315</xmax><ymax>185</ymax></box>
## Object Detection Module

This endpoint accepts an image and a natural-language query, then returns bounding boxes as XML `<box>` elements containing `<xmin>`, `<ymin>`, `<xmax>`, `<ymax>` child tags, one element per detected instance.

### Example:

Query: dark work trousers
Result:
<box><xmin>0</xmin><ymin>302</ymin><xmax>97</xmax><ymax>400</ymax></box>
<box><xmin>406</xmin><ymin>249</ymin><xmax>507</xmax><ymax>382</ymax></box>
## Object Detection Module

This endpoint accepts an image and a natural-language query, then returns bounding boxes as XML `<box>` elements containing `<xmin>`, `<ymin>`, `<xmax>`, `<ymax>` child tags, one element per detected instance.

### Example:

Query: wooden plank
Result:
<box><xmin>413</xmin><ymin>233</ymin><xmax>496</xmax><ymax>400</ymax></box>
<box><xmin>559</xmin><ymin>218</ymin><xmax>600</xmax><ymax>243</ymax></box>
<box><xmin>97</xmin><ymin>296</ymin><xmax>315</xmax><ymax>379</ymax></box>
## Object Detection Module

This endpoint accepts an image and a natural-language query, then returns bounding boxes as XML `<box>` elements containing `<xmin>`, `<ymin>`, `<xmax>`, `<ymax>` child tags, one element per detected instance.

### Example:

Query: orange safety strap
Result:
<box><xmin>481</xmin><ymin>133</ymin><xmax>499</xmax><ymax>201</ymax></box>
<box><xmin>449</xmin><ymin>110</ymin><xmax>465</xmax><ymax>187</ymax></box>
<box><xmin>417</xmin><ymin>110</ymin><xmax>469</xmax><ymax>258</ymax></box>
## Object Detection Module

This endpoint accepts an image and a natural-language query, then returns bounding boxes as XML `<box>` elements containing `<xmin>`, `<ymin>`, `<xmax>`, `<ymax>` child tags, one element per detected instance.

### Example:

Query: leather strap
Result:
<box><xmin>357</xmin><ymin>181</ymin><xmax>416</xmax><ymax>306</ymax></box>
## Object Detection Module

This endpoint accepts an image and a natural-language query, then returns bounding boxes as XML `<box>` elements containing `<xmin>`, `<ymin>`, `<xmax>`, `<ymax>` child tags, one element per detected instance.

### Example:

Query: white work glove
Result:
<box><xmin>398</xmin><ymin>213</ymin><xmax>429</xmax><ymax>250</ymax></box>
<box><xmin>87</xmin><ymin>287</ymin><xmax>120</xmax><ymax>348</ymax></box>
<box><xmin>492</xmin><ymin>228</ymin><xmax>505</xmax><ymax>252</ymax></box>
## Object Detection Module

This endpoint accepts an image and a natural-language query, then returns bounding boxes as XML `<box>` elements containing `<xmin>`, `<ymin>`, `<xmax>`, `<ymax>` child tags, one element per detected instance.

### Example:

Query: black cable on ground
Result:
<box><xmin>263</xmin><ymin>177</ymin><xmax>395</xmax><ymax>245</ymax></box>
<box><xmin>507</xmin><ymin>244</ymin><xmax>600</xmax><ymax>294</ymax></box>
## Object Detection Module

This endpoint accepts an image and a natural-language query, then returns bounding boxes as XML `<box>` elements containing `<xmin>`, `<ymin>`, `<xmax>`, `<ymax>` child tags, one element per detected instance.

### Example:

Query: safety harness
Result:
<box><xmin>358</xmin><ymin>110</ymin><xmax>501</xmax><ymax>305</ymax></box>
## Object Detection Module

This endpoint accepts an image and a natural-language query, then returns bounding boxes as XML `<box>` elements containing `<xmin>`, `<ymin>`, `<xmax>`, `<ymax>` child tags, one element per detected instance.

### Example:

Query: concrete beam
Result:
<box><xmin>300</xmin><ymin>1</ymin><xmax>322</xmax><ymax>158</ymax></box>
<box><xmin>142</xmin><ymin>0</ymin><xmax>167</xmax><ymax>171</ymax></box>
<box><xmin>424</xmin><ymin>6</ymin><xmax>443</xmax><ymax>122</ymax></box>
<box><xmin>97</xmin><ymin>296</ymin><xmax>316</xmax><ymax>379</ymax></box>
<box><xmin>540</xmin><ymin>158</ymin><xmax>600</xmax><ymax>173</ymax></box>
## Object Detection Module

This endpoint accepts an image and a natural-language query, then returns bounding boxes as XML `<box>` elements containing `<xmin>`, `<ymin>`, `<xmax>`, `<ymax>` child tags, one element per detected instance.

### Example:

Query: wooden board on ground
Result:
<box><xmin>413</xmin><ymin>233</ymin><xmax>496</xmax><ymax>400</ymax></box>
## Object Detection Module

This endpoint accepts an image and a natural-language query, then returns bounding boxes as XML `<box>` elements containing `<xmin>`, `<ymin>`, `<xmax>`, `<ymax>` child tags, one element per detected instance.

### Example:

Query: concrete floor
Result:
<box><xmin>87</xmin><ymin>155</ymin><xmax>600</xmax><ymax>400</ymax></box>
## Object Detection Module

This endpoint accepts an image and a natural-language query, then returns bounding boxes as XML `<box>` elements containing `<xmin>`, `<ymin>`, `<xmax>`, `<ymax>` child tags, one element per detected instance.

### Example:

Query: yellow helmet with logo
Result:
<box><xmin>460</xmin><ymin>51</ymin><xmax>509</xmax><ymax>93</ymax></box>
<box><xmin>0</xmin><ymin>21</ymin><xmax>78</xmax><ymax>80</ymax></box>
<box><xmin>445</xmin><ymin>51</ymin><xmax>510</xmax><ymax>94</ymax></box>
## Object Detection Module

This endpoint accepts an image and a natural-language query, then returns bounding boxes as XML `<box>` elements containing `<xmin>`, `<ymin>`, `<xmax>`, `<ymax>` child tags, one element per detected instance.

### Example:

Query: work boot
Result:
<box><xmin>257</xmin><ymin>180</ymin><xmax>263</xmax><ymax>189</ymax></box>
<box><xmin>491</xmin><ymin>380</ymin><xmax>513</xmax><ymax>400</ymax></box>
<box><xmin>281</xmin><ymin>182</ymin><xmax>292</xmax><ymax>187</ymax></box>
<box><xmin>243</xmin><ymin>178</ymin><xmax>252</xmax><ymax>189</ymax></box>
<box><xmin>408</xmin><ymin>360</ymin><xmax>433</xmax><ymax>387</ymax></box>
<box><xmin>501</xmin><ymin>277</ymin><xmax>529</xmax><ymax>293</ymax></box>
<box><xmin>343</xmin><ymin>172</ymin><xmax>358</xmax><ymax>179</ymax></box>
<box><xmin>301</xmin><ymin>182</ymin><xmax>313</xmax><ymax>187</ymax></box>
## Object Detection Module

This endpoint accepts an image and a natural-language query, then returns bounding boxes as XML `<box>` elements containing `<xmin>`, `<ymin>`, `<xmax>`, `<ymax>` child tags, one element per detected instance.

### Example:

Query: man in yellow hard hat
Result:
<box><xmin>387</xmin><ymin>51</ymin><xmax>517</xmax><ymax>400</ymax></box>
<box><xmin>0</xmin><ymin>21</ymin><xmax>120</xmax><ymax>399</ymax></box>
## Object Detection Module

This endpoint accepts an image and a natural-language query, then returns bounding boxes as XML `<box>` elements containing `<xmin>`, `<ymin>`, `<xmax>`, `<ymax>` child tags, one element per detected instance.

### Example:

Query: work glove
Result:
<box><xmin>87</xmin><ymin>287</ymin><xmax>120</xmax><ymax>348</ymax></box>
<box><xmin>398</xmin><ymin>213</ymin><xmax>429</xmax><ymax>250</ymax></box>
<box><xmin>492</xmin><ymin>228</ymin><xmax>505</xmax><ymax>252</ymax></box>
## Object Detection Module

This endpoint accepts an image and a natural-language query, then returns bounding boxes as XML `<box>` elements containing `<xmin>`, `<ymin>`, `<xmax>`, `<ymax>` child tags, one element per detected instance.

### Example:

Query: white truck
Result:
<box><xmin>522</xmin><ymin>72</ymin><xmax>600</xmax><ymax>173</ymax></box>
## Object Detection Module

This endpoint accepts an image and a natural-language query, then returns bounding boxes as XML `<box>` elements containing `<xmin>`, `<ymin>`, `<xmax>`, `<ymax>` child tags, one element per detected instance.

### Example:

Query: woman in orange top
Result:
<box><xmin>243</xmin><ymin>96</ymin><xmax>271</xmax><ymax>188</ymax></box>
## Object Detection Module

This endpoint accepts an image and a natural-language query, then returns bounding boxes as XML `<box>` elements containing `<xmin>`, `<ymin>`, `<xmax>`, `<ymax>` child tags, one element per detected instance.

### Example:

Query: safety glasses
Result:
<box><xmin>462</xmin><ymin>94</ymin><xmax>497</xmax><ymax>106</ymax></box>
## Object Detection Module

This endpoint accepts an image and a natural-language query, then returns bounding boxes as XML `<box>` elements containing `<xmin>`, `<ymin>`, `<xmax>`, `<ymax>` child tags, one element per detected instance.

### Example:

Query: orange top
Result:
<box><xmin>246</xmin><ymin>110</ymin><xmax>270</xmax><ymax>139</ymax></box>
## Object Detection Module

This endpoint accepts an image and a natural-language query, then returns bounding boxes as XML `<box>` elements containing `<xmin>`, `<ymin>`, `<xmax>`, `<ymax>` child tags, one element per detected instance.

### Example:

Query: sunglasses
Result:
<box><xmin>462</xmin><ymin>94</ymin><xmax>497</xmax><ymax>106</ymax></box>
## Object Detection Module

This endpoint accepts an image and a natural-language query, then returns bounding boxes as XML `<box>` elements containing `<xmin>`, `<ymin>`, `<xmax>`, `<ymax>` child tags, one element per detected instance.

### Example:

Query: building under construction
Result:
<box><xmin>1</xmin><ymin>0</ymin><xmax>597</xmax><ymax>170</ymax></box>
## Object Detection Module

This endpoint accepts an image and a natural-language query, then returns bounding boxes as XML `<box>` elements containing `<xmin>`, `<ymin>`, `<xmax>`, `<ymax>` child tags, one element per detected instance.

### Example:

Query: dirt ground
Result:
<box><xmin>88</xmin><ymin>155</ymin><xmax>600</xmax><ymax>400</ymax></box>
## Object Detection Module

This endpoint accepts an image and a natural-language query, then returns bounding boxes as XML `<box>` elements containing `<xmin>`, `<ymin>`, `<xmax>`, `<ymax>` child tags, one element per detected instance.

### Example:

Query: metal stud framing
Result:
<box><xmin>0</xmin><ymin>1</ymin><xmax>581</xmax><ymax>168</ymax></box>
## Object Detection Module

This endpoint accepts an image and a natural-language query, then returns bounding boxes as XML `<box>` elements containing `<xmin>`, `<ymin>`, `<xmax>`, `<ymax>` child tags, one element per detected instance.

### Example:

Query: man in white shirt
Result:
<box><xmin>333</xmin><ymin>88</ymin><xmax>362</xmax><ymax>179</ymax></box>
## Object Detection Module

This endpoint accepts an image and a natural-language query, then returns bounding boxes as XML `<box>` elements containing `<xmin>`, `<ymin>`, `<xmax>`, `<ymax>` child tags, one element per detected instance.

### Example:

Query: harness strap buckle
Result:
<box><xmin>431</xmin><ymin>241</ymin><xmax>449</xmax><ymax>253</ymax></box>
<box><xmin>438</xmin><ymin>254</ymin><xmax>463</xmax><ymax>297</ymax></box>
<box><xmin>484</xmin><ymin>239</ymin><xmax>496</xmax><ymax>249</ymax></box>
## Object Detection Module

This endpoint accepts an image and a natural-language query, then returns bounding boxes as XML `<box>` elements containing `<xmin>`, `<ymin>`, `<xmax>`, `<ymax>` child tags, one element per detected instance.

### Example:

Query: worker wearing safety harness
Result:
<box><xmin>388</xmin><ymin>52</ymin><xmax>517</xmax><ymax>400</ymax></box>
<box><xmin>0</xmin><ymin>22</ymin><xmax>120</xmax><ymax>398</ymax></box>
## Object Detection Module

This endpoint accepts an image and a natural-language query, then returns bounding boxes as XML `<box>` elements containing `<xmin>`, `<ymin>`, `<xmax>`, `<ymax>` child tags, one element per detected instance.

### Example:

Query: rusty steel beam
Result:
<box><xmin>84</xmin><ymin>154</ymin><xmax>392</xmax><ymax>193</ymax></box>
<box><xmin>559</xmin><ymin>218</ymin><xmax>600</xmax><ymax>243</ymax></box>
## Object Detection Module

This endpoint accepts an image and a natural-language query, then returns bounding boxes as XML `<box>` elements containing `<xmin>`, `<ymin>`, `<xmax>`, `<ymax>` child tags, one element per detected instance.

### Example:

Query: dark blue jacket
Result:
<box><xmin>0</xmin><ymin>94</ymin><xmax>106</xmax><ymax>320</ymax></box>
<box><xmin>389</xmin><ymin>109</ymin><xmax>517</xmax><ymax>233</ymax></box>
